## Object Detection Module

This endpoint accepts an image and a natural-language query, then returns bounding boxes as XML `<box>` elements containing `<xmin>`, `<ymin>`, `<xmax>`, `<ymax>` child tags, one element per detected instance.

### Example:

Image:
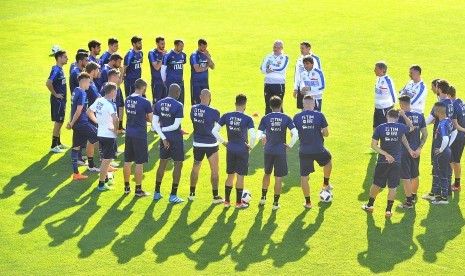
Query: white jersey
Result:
<box><xmin>374</xmin><ymin>75</ymin><xmax>396</xmax><ymax>109</ymax></box>
<box><xmin>399</xmin><ymin>79</ymin><xmax>427</xmax><ymax>113</ymax></box>
<box><xmin>89</xmin><ymin>97</ymin><xmax>117</xmax><ymax>138</ymax></box>
<box><xmin>294</xmin><ymin>53</ymin><xmax>321</xmax><ymax>90</ymax></box>
<box><xmin>299</xmin><ymin>68</ymin><xmax>325</xmax><ymax>99</ymax></box>
<box><xmin>260</xmin><ymin>52</ymin><xmax>289</xmax><ymax>84</ymax></box>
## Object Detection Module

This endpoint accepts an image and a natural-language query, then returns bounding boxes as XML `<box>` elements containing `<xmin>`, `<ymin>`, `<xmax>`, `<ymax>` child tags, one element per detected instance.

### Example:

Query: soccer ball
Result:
<box><xmin>50</xmin><ymin>45</ymin><xmax>60</xmax><ymax>56</ymax></box>
<box><xmin>319</xmin><ymin>190</ymin><xmax>333</xmax><ymax>202</ymax></box>
<box><xmin>242</xmin><ymin>189</ymin><xmax>252</xmax><ymax>203</ymax></box>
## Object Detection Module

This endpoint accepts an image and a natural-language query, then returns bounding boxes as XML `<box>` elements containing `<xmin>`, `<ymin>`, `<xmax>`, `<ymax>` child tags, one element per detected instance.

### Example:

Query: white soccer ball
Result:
<box><xmin>319</xmin><ymin>190</ymin><xmax>333</xmax><ymax>202</ymax></box>
<box><xmin>242</xmin><ymin>189</ymin><xmax>252</xmax><ymax>203</ymax></box>
<box><xmin>50</xmin><ymin>45</ymin><xmax>60</xmax><ymax>56</ymax></box>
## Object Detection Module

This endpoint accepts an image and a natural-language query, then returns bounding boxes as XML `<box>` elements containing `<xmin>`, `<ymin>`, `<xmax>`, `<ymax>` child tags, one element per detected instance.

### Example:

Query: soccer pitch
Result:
<box><xmin>1</xmin><ymin>0</ymin><xmax>465</xmax><ymax>274</ymax></box>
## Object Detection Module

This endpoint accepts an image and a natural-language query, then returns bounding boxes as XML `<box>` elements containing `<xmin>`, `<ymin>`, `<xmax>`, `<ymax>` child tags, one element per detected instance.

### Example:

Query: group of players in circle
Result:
<box><xmin>45</xmin><ymin>37</ymin><xmax>334</xmax><ymax>210</ymax></box>
<box><xmin>363</xmin><ymin>61</ymin><xmax>464</xmax><ymax>218</ymax></box>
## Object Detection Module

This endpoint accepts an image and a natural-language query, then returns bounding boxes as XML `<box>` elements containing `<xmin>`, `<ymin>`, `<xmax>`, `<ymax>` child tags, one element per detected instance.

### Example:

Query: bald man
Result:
<box><xmin>188</xmin><ymin>89</ymin><xmax>224</xmax><ymax>203</ymax></box>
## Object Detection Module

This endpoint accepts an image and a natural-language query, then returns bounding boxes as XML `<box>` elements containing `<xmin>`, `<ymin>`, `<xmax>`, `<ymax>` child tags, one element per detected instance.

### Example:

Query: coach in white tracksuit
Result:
<box><xmin>293</xmin><ymin>41</ymin><xmax>322</xmax><ymax>109</ymax></box>
<box><xmin>373</xmin><ymin>61</ymin><xmax>396</xmax><ymax>129</ymax></box>
<box><xmin>398</xmin><ymin>65</ymin><xmax>427</xmax><ymax>114</ymax></box>
<box><xmin>260</xmin><ymin>40</ymin><xmax>289</xmax><ymax>114</ymax></box>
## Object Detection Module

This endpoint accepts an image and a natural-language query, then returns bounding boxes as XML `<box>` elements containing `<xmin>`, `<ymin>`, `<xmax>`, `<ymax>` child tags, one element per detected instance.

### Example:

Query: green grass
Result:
<box><xmin>1</xmin><ymin>0</ymin><xmax>465</xmax><ymax>274</ymax></box>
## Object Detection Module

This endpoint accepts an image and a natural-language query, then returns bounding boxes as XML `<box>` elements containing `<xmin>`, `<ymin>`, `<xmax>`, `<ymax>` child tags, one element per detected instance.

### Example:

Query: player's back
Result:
<box><xmin>398</xmin><ymin>111</ymin><xmax>426</xmax><ymax>152</ymax></box>
<box><xmin>374</xmin><ymin>122</ymin><xmax>410</xmax><ymax>163</ymax></box>
<box><xmin>191</xmin><ymin>104</ymin><xmax>220</xmax><ymax>144</ymax></box>
<box><xmin>259</xmin><ymin>112</ymin><xmax>294</xmax><ymax>154</ymax></box>
<box><xmin>219</xmin><ymin>111</ymin><xmax>254</xmax><ymax>153</ymax></box>
<box><xmin>71</xmin><ymin>87</ymin><xmax>89</xmax><ymax>125</ymax></box>
<box><xmin>293</xmin><ymin>110</ymin><xmax>327</xmax><ymax>154</ymax></box>
<box><xmin>154</xmin><ymin>97</ymin><xmax>184</xmax><ymax>141</ymax></box>
<box><xmin>125</xmin><ymin>93</ymin><xmax>151</xmax><ymax>138</ymax></box>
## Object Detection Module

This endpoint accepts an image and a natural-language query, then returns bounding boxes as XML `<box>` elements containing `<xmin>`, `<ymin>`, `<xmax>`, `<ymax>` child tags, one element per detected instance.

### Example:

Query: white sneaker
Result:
<box><xmin>361</xmin><ymin>204</ymin><xmax>374</xmax><ymax>212</ymax></box>
<box><xmin>82</xmin><ymin>155</ymin><xmax>88</xmax><ymax>161</ymax></box>
<box><xmin>188</xmin><ymin>195</ymin><xmax>195</xmax><ymax>201</ymax></box>
<box><xmin>58</xmin><ymin>144</ymin><xmax>70</xmax><ymax>149</ymax></box>
<box><xmin>107</xmin><ymin>172</ymin><xmax>114</xmax><ymax>180</ymax></box>
<box><xmin>272</xmin><ymin>204</ymin><xmax>281</xmax><ymax>210</ymax></box>
<box><xmin>432</xmin><ymin>198</ymin><xmax>449</xmax><ymax>205</ymax></box>
<box><xmin>110</xmin><ymin>161</ymin><xmax>119</xmax><ymax>167</ymax></box>
<box><xmin>422</xmin><ymin>194</ymin><xmax>436</xmax><ymax>200</ymax></box>
<box><xmin>77</xmin><ymin>160</ymin><xmax>87</xmax><ymax>166</ymax></box>
<box><xmin>117</xmin><ymin>149</ymin><xmax>124</xmax><ymax>154</ymax></box>
<box><xmin>259</xmin><ymin>198</ymin><xmax>266</xmax><ymax>206</ymax></box>
<box><xmin>212</xmin><ymin>196</ymin><xmax>225</xmax><ymax>204</ymax></box>
<box><xmin>88</xmin><ymin>166</ymin><xmax>100</xmax><ymax>172</ymax></box>
<box><xmin>323</xmin><ymin>184</ymin><xmax>334</xmax><ymax>191</ymax></box>
<box><xmin>50</xmin><ymin>146</ymin><xmax>64</xmax><ymax>153</ymax></box>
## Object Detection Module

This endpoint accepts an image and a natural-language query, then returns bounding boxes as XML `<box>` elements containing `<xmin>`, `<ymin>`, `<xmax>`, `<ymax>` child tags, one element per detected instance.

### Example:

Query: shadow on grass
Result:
<box><xmin>417</xmin><ymin>192</ymin><xmax>464</xmax><ymax>263</ymax></box>
<box><xmin>271</xmin><ymin>202</ymin><xmax>331</xmax><ymax>267</ymax></box>
<box><xmin>153</xmin><ymin>201</ymin><xmax>215</xmax><ymax>263</ymax></box>
<box><xmin>357</xmin><ymin>211</ymin><xmax>417</xmax><ymax>273</ymax></box>
<box><xmin>185</xmin><ymin>208</ymin><xmax>239</xmax><ymax>270</ymax></box>
<box><xmin>358</xmin><ymin>153</ymin><xmax>377</xmax><ymax>201</ymax></box>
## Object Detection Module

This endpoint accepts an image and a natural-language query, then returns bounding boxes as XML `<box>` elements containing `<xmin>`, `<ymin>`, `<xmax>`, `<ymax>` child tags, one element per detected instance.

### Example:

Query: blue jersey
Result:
<box><xmin>69</xmin><ymin>62</ymin><xmax>77</xmax><ymax>75</ymax></box>
<box><xmin>124</xmin><ymin>49</ymin><xmax>143</xmax><ymax>81</ymax></box>
<box><xmin>372</xmin><ymin>122</ymin><xmax>410</xmax><ymax>163</ymax></box>
<box><xmin>86</xmin><ymin>81</ymin><xmax>100</xmax><ymax>107</ymax></box>
<box><xmin>99</xmin><ymin>51</ymin><xmax>111</xmax><ymax>68</ymax></box>
<box><xmin>398</xmin><ymin>111</ymin><xmax>426</xmax><ymax>153</ymax></box>
<box><xmin>190</xmin><ymin>104</ymin><xmax>220</xmax><ymax>145</ymax></box>
<box><xmin>163</xmin><ymin>50</ymin><xmax>186</xmax><ymax>83</ymax></box>
<box><xmin>125</xmin><ymin>94</ymin><xmax>152</xmax><ymax>139</ymax></box>
<box><xmin>70</xmin><ymin>87</ymin><xmax>89</xmax><ymax>126</ymax></box>
<box><xmin>218</xmin><ymin>111</ymin><xmax>255</xmax><ymax>153</ymax></box>
<box><xmin>434</xmin><ymin>119</ymin><xmax>452</xmax><ymax>149</ymax></box>
<box><xmin>293</xmin><ymin>110</ymin><xmax>328</xmax><ymax>154</ymax></box>
<box><xmin>430</xmin><ymin>98</ymin><xmax>455</xmax><ymax>119</ymax></box>
<box><xmin>258</xmin><ymin>112</ymin><xmax>295</xmax><ymax>155</ymax></box>
<box><xmin>69</xmin><ymin>67</ymin><xmax>82</xmax><ymax>94</ymax></box>
<box><xmin>148</xmin><ymin>48</ymin><xmax>164</xmax><ymax>82</ymax></box>
<box><xmin>100</xmin><ymin>64</ymin><xmax>111</xmax><ymax>84</ymax></box>
<box><xmin>190</xmin><ymin>50</ymin><xmax>209</xmax><ymax>82</ymax></box>
<box><xmin>453</xmin><ymin>98</ymin><xmax>465</xmax><ymax>140</ymax></box>
<box><xmin>88</xmin><ymin>55</ymin><xmax>103</xmax><ymax>90</ymax></box>
<box><xmin>48</xmin><ymin>65</ymin><xmax>67</xmax><ymax>99</ymax></box>
<box><xmin>154</xmin><ymin>97</ymin><xmax>184</xmax><ymax>141</ymax></box>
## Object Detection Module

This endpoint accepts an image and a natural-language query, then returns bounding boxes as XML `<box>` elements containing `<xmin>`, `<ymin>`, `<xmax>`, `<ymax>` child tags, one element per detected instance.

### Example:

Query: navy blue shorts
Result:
<box><xmin>50</xmin><ymin>97</ymin><xmax>66</xmax><ymax>123</ymax></box>
<box><xmin>193</xmin><ymin>146</ymin><xmax>218</xmax><ymax>162</ymax></box>
<box><xmin>299</xmin><ymin>149</ymin><xmax>332</xmax><ymax>176</ymax></box>
<box><xmin>116</xmin><ymin>88</ymin><xmax>125</xmax><ymax>107</ymax></box>
<box><xmin>226</xmin><ymin>150</ymin><xmax>249</xmax><ymax>176</ymax></box>
<box><xmin>190</xmin><ymin>80</ymin><xmax>208</xmax><ymax>106</ymax></box>
<box><xmin>124</xmin><ymin>136</ymin><xmax>148</xmax><ymax>164</ymax></box>
<box><xmin>373</xmin><ymin>162</ymin><xmax>401</xmax><ymax>188</ymax></box>
<box><xmin>151</xmin><ymin>81</ymin><xmax>166</xmax><ymax>104</ymax></box>
<box><xmin>433</xmin><ymin>149</ymin><xmax>452</xmax><ymax>179</ymax></box>
<box><xmin>450</xmin><ymin>138</ymin><xmax>465</xmax><ymax>163</ymax></box>
<box><xmin>264</xmin><ymin>153</ymin><xmax>288</xmax><ymax>177</ymax></box>
<box><xmin>400</xmin><ymin>153</ymin><xmax>420</xmax><ymax>179</ymax></box>
<box><xmin>373</xmin><ymin>106</ymin><xmax>393</xmax><ymax>128</ymax></box>
<box><xmin>99</xmin><ymin>137</ymin><xmax>117</xmax><ymax>159</ymax></box>
<box><xmin>160</xmin><ymin>140</ymin><xmax>184</xmax><ymax>161</ymax></box>
<box><xmin>72</xmin><ymin>123</ymin><xmax>98</xmax><ymax>148</ymax></box>
<box><xmin>166</xmin><ymin>80</ymin><xmax>184</xmax><ymax>104</ymax></box>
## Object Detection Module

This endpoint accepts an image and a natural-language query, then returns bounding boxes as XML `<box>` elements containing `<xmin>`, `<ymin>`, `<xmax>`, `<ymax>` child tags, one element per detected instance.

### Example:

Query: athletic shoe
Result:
<box><xmin>169</xmin><ymin>195</ymin><xmax>185</xmax><ymax>203</ymax></box>
<box><xmin>117</xmin><ymin>129</ymin><xmax>126</xmax><ymax>134</ymax></box>
<box><xmin>124</xmin><ymin>186</ymin><xmax>131</xmax><ymax>194</ymax></box>
<box><xmin>116</xmin><ymin>149</ymin><xmax>124</xmax><ymax>154</ymax></box>
<box><xmin>108</xmin><ymin>166</ymin><xmax>118</xmax><ymax>172</ymax></box>
<box><xmin>422</xmin><ymin>193</ymin><xmax>436</xmax><ymax>200</ymax></box>
<box><xmin>235</xmin><ymin>202</ymin><xmax>249</xmax><ymax>209</ymax></box>
<box><xmin>107</xmin><ymin>172</ymin><xmax>114</xmax><ymax>179</ymax></box>
<box><xmin>73</xmin><ymin>173</ymin><xmax>88</xmax><ymax>181</ymax></box>
<box><xmin>77</xmin><ymin>160</ymin><xmax>87</xmax><ymax>166</ymax></box>
<box><xmin>50</xmin><ymin>146</ymin><xmax>64</xmax><ymax>153</ymax></box>
<box><xmin>188</xmin><ymin>194</ymin><xmax>195</xmax><ymax>201</ymax></box>
<box><xmin>58</xmin><ymin>144</ymin><xmax>70</xmax><ymax>149</ymax></box>
<box><xmin>212</xmin><ymin>196</ymin><xmax>224</xmax><ymax>204</ymax></box>
<box><xmin>259</xmin><ymin>198</ymin><xmax>266</xmax><ymax>206</ymax></box>
<box><xmin>303</xmin><ymin>202</ymin><xmax>313</xmax><ymax>209</ymax></box>
<box><xmin>135</xmin><ymin>189</ymin><xmax>150</xmax><ymax>197</ymax></box>
<box><xmin>82</xmin><ymin>155</ymin><xmax>88</xmax><ymax>161</ymax></box>
<box><xmin>88</xmin><ymin>166</ymin><xmax>100</xmax><ymax>172</ymax></box>
<box><xmin>272</xmin><ymin>204</ymin><xmax>281</xmax><ymax>210</ymax></box>
<box><xmin>105</xmin><ymin>179</ymin><xmax>117</xmax><ymax>186</ymax></box>
<box><xmin>97</xmin><ymin>184</ymin><xmax>113</xmax><ymax>191</ymax></box>
<box><xmin>153</xmin><ymin>192</ymin><xmax>163</xmax><ymax>200</ymax></box>
<box><xmin>110</xmin><ymin>161</ymin><xmax>119</xmax><ymax>167</ymax></box>
<box><xmin>224</xmin><ymin>201</ymin><xmax>231</xmax><ymax>208</ymax></box>
<box><xmin>432</xmin><ymin>198</ymin><xmax>449</xmax><ymax>205</ymax></box>
<box><xmin>181</xmin><ymin>129</ymin><xmax>189</xmax><ymax>135</ymax></box>
<box><xmin>361</xmin><ymin>204</ymin><xmax>374</xmax><ymax>212</ymax></box>
<box><xmin>385</xmin><ymin>211</ymin><xmax>393</xmax><ymax>218</ymax></box>
<box><xmin>397</xmin><ymin>203</ymin><xmax>414</xmax><ymax>209</ymax></box>
<box><xmin>322</xmin><ymin>184</ymin><xmax>334</xmax><ymax>191</ymax></box>
<box><xmin>451</xmin><ymin>185</ymin><xmax>461</xmax><ymax>191</ymax></box>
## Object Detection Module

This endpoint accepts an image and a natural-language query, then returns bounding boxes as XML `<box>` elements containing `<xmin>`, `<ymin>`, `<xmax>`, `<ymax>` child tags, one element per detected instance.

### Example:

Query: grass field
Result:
<box><xmin>1</xmin><ymin>0</ymin><xmax>465</xmax><ymax>274</ymax></box>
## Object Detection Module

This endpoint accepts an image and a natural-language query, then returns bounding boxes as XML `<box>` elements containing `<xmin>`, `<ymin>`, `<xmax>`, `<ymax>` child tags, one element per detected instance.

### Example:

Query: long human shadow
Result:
<box><xmin>185</xmin><ymin>208</ymin><xmax>239</xmax><ymax>270</ymax></box>
<box><xmin>358</xmin><ymin>153</ymin><xmax>377</xmax><ymax>201</ymax></box>
<box><xmin>357</xmin><ymin>211</ymin><xmax>418</xmax><ymax>273</ymax></box>
<box><xmin>281</xmin><ymin>146</ymin><xmax>301</xmax><ymax>194</ymax></box>
<box><xmin>271</xmin><ymin>203</ymin><xmax>330</xmax><ymax>267</ymax></box>
<box><xmin>45</xmin><ymin>190</ymin><xmax>101</xmax><ymax>247</ymax></box>
<box><xmin>247</xmin><ymin>141</ymin><xmax>264</xmax><ymax>177</ymax></box>
<box><xmin>77</xmin><ymin>195</ymin><xmax>138</xmax><ymax>258</ymax></box>
<box><xmin>417</xmin><ymin>192</ymin><xmax>464</xmax><ymax>263</ymax></box>
<box><xmin>231</xmin><ymin>208</ymin><xmax>277</xmax><ymax>271</ymax></box>
<box><xmin>153</xmin><ymin>201</ymin><xmax>215</xmax><ymax>263</ymax></box>
<box><xmin>111</xmin><ymin>202</ymin><xmax>173</xmax><ymax>264</ymax></box>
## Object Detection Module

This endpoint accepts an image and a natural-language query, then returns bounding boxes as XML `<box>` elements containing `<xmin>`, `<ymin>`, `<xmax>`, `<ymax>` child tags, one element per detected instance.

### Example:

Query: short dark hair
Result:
<box><xmin>107</xmin><ymin>69</ymin><xmax>119</xmax><ymax>79</ymax></box>
<box><xmin>85</xmin><ymin>61</ymin><xmax>100</xmax><ymax>73</ymax></box>
<box><xmin>437</xmin><ymin>79</ymin><xmax>450</xmax><ymax>94</ymax></box>
<box><xmin>174</xmin><ymin>39</ymin><xmax>184</xmax><ymax>46</ymax></box>
<box><xmin>387</xmin><ymin>109</ymin><xmax>399</xmax><ymax>119</ymax></box>
<box><xmin>410</xmin><ymin>64</ymin><xmax>422</xmax><ymax>74</ymax></box>
<box><xmin>76</xmin><ymin>48</ymin><xmax>88</xmax><ymax>54</ymax></box>
<box><xmin>398</xmin><ymin>95</ymin><xmax>411</xmax><ymax>104</ymax></box>
<box><xmin>135</xmin><ymin>78</ymin><xmax>147</xmax><ymax>90</ymax></box>
<box><xmin>131</xmin><ymin>36</ymin><xmax>142</xmax><ymax>44</ymax></box>
<box><xmin>431</xmin><ymin>78</ymin><xmax>441</xmax><ymax>86</ymax></box>
<box><xmin>88</xmin><ymin>40</ymin><xmax>101</xmax><ymax>51</ymax></box>
<box><xmin>303</xmin><ymin>95</ymin><xmax>314</xmax><ymax>101</ymax></box>
<box><xmin>198</xmin><ymin>38</ymin><xmax>207</xmax><ymax>46</ymax></box>
<box><xmin>54</xmin><ymin>50</ymin><xmax>66</xmax><ymax>60</ymax></box>
<box><xmin>76</xmin><ymin>52</ymin><xmax>88</xmax><ymax>63</ymax></box>
<box><xmin>77</xmin><ymin>72</ymin><xmax>90</xmax><ymax>82</ymax></box>
<box><xmin>235</xmin><ymin>94</ymin><xmax>247</xmax><ymax>106</ymax></box>
<box><xmin>434</xmin><ymin>101</ymin><xmax>447</xmax><ymax>114</ymax></box>
<box><xmin>156</xmin><ymin>36</ymin><xmax>165</xmax><ymax>43</ymax></box>
<box><xmin>300</xmin><ymin>41</ymin><xmax>311</xmax><ymax>48</ymax></box>
<box><xmin>108</xmin><ymin>38</ymin><xmax>118</xmax><ymax>45</ymax></box>
<box><xmin>447</xmin><ymin>85</ymin><xmax>457</xmax><ymax>98</ymax></box>
<box><xmin>302</xmin><ymin>55</ymin><xmax>314</xmax><ymax>64</ymax></box>
<box><xmin>375</xmin><ymin>61</ymin><xmax>387</xmax><ymax>73</ymax></box>
<box><xmin>270</xmin><ymin>96</ymin><xmax>282</xmax><ymax>109</ymax></box>
<box><xmin>104</xmin><ymin>82</ymin><xmax>117</xmax><ymax>95</ymax></box>
<box><xmin>109</xmin><ymin>53</ymin><xmax>123</xmax><ymax>62</ymax></box>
